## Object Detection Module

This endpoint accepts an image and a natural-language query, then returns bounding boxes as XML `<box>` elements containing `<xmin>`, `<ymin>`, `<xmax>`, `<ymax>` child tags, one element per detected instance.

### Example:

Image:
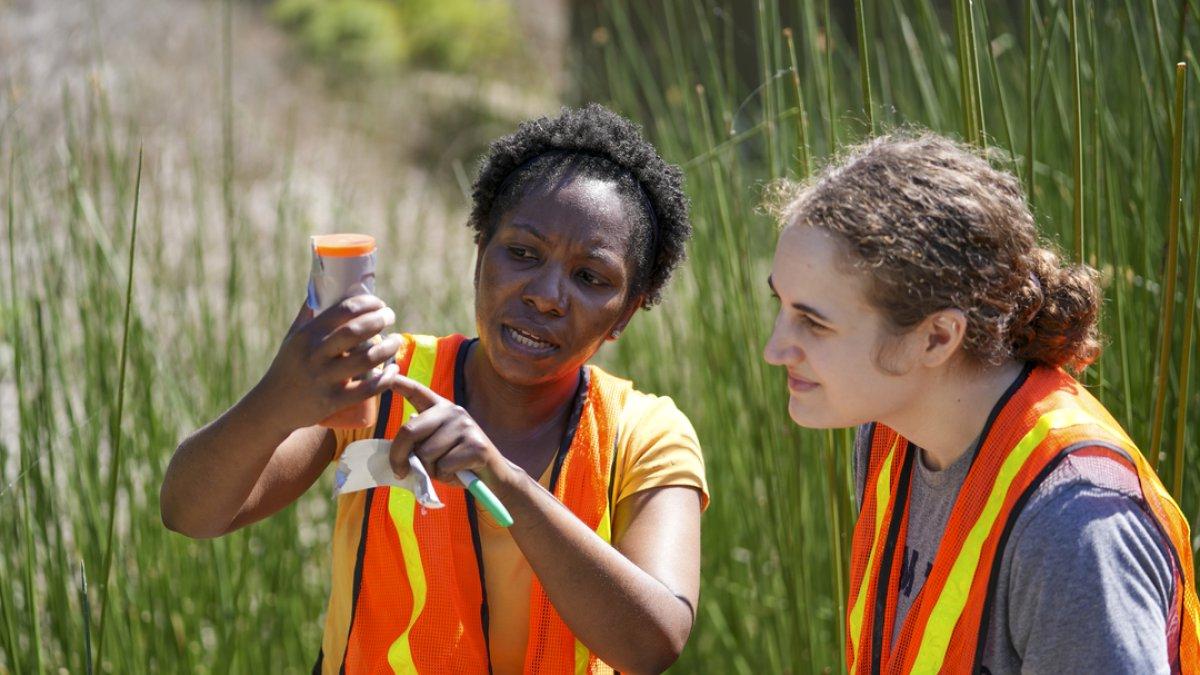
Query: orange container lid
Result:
<box><xmin>312</xmin><ymin>233</ymin><xmax>376</xmax><ymax>258</ymax></box>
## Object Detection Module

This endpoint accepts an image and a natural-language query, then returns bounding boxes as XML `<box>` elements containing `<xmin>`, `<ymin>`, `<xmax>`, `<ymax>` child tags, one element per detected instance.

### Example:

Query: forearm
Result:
<box><xmin>160</xmin><ymin>383</ymin><xmax>297</xmax><ymax>537</ymax></box>
<box><xmin>161</xmin><ymin>297</ymin><xmax>398</xmax><ymax>537</ymax></box>
<box><xmin>492</xmin><ymin>468</ymin><xmax>693</xmax><ymax>674</ymax></box>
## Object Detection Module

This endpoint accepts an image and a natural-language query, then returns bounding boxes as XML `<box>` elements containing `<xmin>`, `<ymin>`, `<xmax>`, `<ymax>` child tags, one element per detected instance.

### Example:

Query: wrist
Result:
<box><xmin>486</xmin><ymin>457</ymin><xmax>531</xmax><ymax>501</ymax></box>
<box><xmin>242</xmin><ymin>379</ymin><xmax>304</xmax><ymax>439</ymax></box>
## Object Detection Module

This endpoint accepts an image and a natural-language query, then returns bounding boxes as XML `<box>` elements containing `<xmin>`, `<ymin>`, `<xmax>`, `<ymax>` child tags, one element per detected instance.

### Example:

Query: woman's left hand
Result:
<box><xmin>387</xmin><ymin>375</ymin><xmax>508</xmax><ymax>487</ymax></box>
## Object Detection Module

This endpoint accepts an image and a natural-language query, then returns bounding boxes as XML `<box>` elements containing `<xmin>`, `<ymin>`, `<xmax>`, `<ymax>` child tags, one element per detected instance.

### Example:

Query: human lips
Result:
<box><xmin>787</xmin><ymin>371</ymin><xmax>819</xmax><ymax>392</ymax></box>
<box><xmin>501</xmin><ymin>323</ymin><xmax>559</xmax><ymax>354</ymax></box>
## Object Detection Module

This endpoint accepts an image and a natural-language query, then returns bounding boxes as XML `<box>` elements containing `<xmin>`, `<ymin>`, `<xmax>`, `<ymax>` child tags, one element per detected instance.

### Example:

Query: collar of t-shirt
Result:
<box><xmin>891</xmin><ymin>436</ymin><xmax>981</xmax><ymax>641</ymax></box>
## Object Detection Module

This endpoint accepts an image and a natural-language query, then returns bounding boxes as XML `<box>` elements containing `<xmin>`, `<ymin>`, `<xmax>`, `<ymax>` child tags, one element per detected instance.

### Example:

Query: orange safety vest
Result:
<box><xmin>846</xmin><ymin>365</ymin><xmax>1200</xmax><ymax>674</ymax></box>
<box><xmin>316</xmin><ymin>333</ymin><xmax>629</xmax><ymax>674</ymax></box>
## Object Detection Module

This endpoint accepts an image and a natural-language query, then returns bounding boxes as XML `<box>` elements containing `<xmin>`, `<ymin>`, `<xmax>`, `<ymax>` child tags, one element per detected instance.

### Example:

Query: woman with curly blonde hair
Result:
<box><xmin>763</xmin><ymin>133</ymin><xmax>1199</xmax><ymax>673</ymax></box>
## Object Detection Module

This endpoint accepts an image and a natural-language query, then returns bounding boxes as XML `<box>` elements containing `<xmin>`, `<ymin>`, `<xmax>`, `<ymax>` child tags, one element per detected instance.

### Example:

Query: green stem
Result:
<box><xmin>1171</xmin><ymin>143</ymin><xmax>1200</xmax><ymax>501</ymax></box>
<box><xmin>81</xmin><ymin>560</ymin><xmax>93</xmax><ymax>675</ymax></box>
<box><xmin>954</xmin><ymin>0</ymin><xmax>981</xmax><ymax>144</ymax></box>
<box><xmin>756</xmin><ymin>0</ymin><xmax>779</xmax><ymax>179</ymax></box>
<box><xmin>93</xmin><ymin>148</ymin><xmax>142</xmax><ymax>671</ymax></box>
<box><xmin>1149</xmin><ymin>63</ymin><xmax>1187</xmax><ymax>471</ymax></box>
<box><xmin>824</xmin><ymin>0</ymin><xmax>838</xmax><ymax>149</ymax></box>
<box><xmin>1068</xmin><ymin>0</ymin><xmax>1084</xmax><ymax>262</ymax></box>
<box><xmin>221</xmin><ymin>0</ymin><xmax>240</xmax><ymax>403</ymax></box>
<box><xmin>977</xmin><ymin>1</ymin><xmax>1015</xmax><ymax>156</ymax></box>
<box><xmin>1026</xmin><ymin>0</ymin><xmax>1036</xmax><ymax>204</ymax></box>
<box><xmin>9</xmin><ymin>132</ymin><xmax>42</xmax><ymax>675</ymax></box>
<box><xmin>1105</xmin><ymin>156</ymin><xmax>1135</xmax><ymax>428</ymax></box>
<box><xmin>966</xmin><ymin>0</ymin><xmax>985</xmax><ymax>143</ymax></box>
<box><xmin>823</xmin><ymin>433</ymin><xmax>847</xmax><ymax>667</ymax></box>
<box><xmin>854</xmin><ymin>0</ymin><xmax>874</xmax><ymax>132</ymax></box>
<box><xmin>784</xmin><ymin>27</ymin><xmax>812</xmax><ymax>176</ymax></box>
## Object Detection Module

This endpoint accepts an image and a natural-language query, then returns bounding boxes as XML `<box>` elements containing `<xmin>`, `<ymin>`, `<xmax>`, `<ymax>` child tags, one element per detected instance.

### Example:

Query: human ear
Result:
<box><xmin>919</xmin><ymin>308</ymin><xmax>967</xmax><ymax>367</ymax></box>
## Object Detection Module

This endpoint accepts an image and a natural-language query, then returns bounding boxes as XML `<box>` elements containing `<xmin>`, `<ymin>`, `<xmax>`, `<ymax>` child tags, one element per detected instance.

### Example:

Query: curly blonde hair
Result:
<box><xmin>767</xmin><ymin>132</ymin><xmax>1101</xmax><ymax>372</ymax></box>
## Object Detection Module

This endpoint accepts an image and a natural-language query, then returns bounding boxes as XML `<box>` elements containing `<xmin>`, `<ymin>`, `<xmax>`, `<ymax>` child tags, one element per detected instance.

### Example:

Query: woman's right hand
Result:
<box><xmin>253</xmin><ymin>294</ymin><xmax>403</xmax><ymax>433</ymax></box>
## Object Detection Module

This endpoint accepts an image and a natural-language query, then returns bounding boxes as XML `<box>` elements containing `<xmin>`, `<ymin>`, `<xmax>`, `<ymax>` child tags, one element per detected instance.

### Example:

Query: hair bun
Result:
<box><xmin>1009</xmin><ymin>247</ymin><xmax>1101</xmax><ymax>371</ymax></box>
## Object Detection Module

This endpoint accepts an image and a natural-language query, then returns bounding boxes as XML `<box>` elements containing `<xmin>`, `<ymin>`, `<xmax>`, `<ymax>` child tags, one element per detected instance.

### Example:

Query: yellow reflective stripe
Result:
<box><xmin>385</xmin><ymin>488</ymin><xmax>425</xmax><ymax>674</ymax></box>
<box><xmin>384</xmin><ymin>335</ymin><xmax>436</xmax><ymax>675</ymax></box>
<box><xmin>594</xmin><ymin>505</ymin><xmax>612</xmax><ymax>544</ymax></box>
<box><xmin>401</xmin><ymin>335</ymin><xmax>439</xmax><ymax>426</ymax></box>
<box><xmin>573</xmin><ymin>638</ymin><xmax>591</xmax><ymax>675</ymax></box>
<box><xmin>847</xmin><ymin>437</ymin><xmax>899</xmax><ymax>671</ymax></box>
<box><xmin>911</xmin><ymin>408</ymin><xmax>1102</xmax><ymax>672</ymax></box>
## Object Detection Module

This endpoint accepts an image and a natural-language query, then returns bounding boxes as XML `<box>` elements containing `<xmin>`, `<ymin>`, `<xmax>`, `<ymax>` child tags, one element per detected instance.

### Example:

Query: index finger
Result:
<box><xmin>390</xmin><ymin>374</ymin><xmax>444</xmax><ymax>413</ymax></box>
<box><xmin>307</xmin><ymin>294</ymin><xmax>386</xmax><ymax>336</ymax></box>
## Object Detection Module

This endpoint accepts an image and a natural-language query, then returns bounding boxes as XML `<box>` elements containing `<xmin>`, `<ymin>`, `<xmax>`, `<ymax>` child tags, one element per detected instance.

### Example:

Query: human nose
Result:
<box><xmin>763</xmin><ymin>313</ymin><xmax>801</xmax><ymax>366</ymax></box>
<box><xmin>522</xmin><ymin>267</ymin><xmax>567</xmax><ymax>317</ymax></box>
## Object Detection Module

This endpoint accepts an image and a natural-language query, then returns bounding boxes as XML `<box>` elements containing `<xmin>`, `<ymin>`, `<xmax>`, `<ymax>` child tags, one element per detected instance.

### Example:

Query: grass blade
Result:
<box><xmin>755</xmin><ymin>0</ymin><xmax>780</xmax><ymax>179</ymax></box>
<box><xmin>80</xmin><ymin>560</ymin><xmax>93</xmax><ymax>675</ymax></box>
<box><xmin>1026</xmin><ymin>0</ymin><xmax>1037</xmax><ymax>197</ymax></box>
<box><xmin>854</xmin><ymin>0</ymin><xmax>874</xmax><ymax>132</ymax></box>
<box><xmin>966</xmin><ymin>0</ymin><xmax>985</xmax><ymax>143</ymax></box>
<box><xmin>1149</xmin><ymin>63</ymin><xmax>1187</xmax><ymax>471</ymax></box>
<box><xmin>823</xmin><ymin>432</ymin><xmax>847</xmax><ymax>665</ymax></box>
<box><xmin>9</xmin><ymin>131</ymin><xmax>43</xmax><ymax>675</ymax></box>
<box><xmin>783</xmin><ymin>27</ymin><xmax>812</xmax><ymax>176</ymax></box>
<box><xmin>1171</xmin><ymin>147</ymin><xmax>1200</xmax><ymax>500</ymax></box>
<box><xmin>954</xmin><ymin>0</ymin><xmax>983</xmax><ymax>144</ymax></box>
<box><xmin>93</xmin><ymin>147</ymin><xmax>142</xmax><ymax>670</ymax></box>
<box><xmin>977</xmin><ymin>1</ymin><xmax>1016</xmax><ymax>156</ymax></box>
<box><xmin>824</xmin><ymin>0</ymin><xmax>838</xmax><ymax>149</ymax></box>
<box><xmin>1068</xmin><ymin>0</ymin><xmax>1085</xmax><ymax>261</ymax></box>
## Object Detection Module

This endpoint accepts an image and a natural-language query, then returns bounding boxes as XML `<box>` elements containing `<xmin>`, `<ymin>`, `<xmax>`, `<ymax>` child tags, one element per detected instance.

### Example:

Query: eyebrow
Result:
<box><xmin>511</xmin><ymin>222</ymin><xmax>623</xmax><ymax>267</ymax></box>
<box><xmin>509</xmin><ymin>221</ymin><xmax>549</xmax><ymax>242</ymax></box>
<box><xmin>586</xmin><ymin>251</ymin><xmax>620</xmax><ymax>266</ymax></box>
<box><xmin>767</xmin><ymin>275</ymin><xmax>833</xmax><ymax>323</ymax></box>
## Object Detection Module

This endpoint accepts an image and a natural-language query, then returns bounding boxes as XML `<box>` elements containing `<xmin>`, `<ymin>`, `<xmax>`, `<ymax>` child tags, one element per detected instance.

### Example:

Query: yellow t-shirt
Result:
<box><xmin>332</xmin><ymin>386</ymin><xmax>707</xmax><ymax>675</ymax></box>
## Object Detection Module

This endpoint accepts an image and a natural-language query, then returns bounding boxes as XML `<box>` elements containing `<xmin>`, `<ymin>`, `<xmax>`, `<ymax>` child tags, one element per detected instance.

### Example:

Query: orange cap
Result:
<box><xmin>311</xmin><ymin>233</ymin><xmax>376</xmax><ymax>258</ymax></box>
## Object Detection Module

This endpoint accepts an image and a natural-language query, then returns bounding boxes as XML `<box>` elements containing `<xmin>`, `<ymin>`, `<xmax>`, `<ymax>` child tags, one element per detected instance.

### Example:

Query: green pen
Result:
<box><xmin>457</xmin><ymin>469</ymin><xmax>514</xmax><ymax>527</ymax></box>
<box><xmin>385</xmin><ymin>353</ymin><xmax>512</xmax><ymax>527</ymax></box>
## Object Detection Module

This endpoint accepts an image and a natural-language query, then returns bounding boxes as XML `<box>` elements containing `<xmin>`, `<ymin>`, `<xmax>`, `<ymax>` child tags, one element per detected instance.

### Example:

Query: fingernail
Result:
<box><xmin>381</xmin><ymin>308</ymin><xmax>396</xmax><ymax>325</ymax></box>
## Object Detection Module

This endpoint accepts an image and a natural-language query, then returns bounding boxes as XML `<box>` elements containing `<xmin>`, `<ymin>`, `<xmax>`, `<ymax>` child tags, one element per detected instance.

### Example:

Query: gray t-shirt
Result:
<box><xmin>854</xmin><ymin>424</ymin><xmax>1177</xmax><ymax>674</ymax></box>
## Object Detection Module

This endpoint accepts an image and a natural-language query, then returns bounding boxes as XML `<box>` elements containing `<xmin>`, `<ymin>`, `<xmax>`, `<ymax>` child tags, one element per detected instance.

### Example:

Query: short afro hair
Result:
<box><xmin>468</xmin><ymin>103</ymin><xmax>691</xmax><ymax>308</ymax></box>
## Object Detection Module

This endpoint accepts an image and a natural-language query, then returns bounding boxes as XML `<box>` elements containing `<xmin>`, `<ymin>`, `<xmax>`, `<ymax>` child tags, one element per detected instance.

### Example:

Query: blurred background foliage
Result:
<box><xmin>269</xmin><ymin>0</ymin><xmax>522</xmax><ymax>75</ymax></box>
<box><xmin>2</xmin><ymin>0</ymin><xmax>1199</xmax><ymax>673</ymax></box>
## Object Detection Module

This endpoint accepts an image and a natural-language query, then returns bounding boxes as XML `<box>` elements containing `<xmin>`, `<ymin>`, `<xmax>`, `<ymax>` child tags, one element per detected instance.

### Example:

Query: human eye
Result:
<box><xmin>576</xmin><ymin>268</ymin><xmax>607</xmax><ymax>287</ymax></box>
<box><xmin>799</xmin><ymin>314</ymin><xmax>831</xmax><ymax>334</ymax></box>
<box><xmin>507</xmin><ymin>245</ymin><xmax>537</xmax><ymax>261</ymax></box>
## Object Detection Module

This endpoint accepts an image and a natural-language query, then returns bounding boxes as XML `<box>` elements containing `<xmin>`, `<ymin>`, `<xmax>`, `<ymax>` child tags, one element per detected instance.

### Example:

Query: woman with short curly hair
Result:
<box><xmin>162</xmin><ymin>104</ymin><xmax>707</xmax><ymax>674</ymax></box>
<box><xmin>763</xmin><ymin>133</ymin><xmax>1199</xmax><ymax>673</ymax></box>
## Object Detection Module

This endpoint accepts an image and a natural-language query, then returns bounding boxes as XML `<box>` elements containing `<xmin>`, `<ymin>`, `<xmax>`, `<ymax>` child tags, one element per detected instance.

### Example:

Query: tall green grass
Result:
<box><xmin>585</xmin><ymin>1</ymin><xmax>1200</xmax><ymax>671</ymax></box>
<box><xmin>2</xmin><ymin>1</ymin><xmax>1199</xmax><ymax>673</ymax></box>
<box><xmin>0</xmin><ymin>22</ymin><xmax>473</xmax><ymax>672</ymax></box>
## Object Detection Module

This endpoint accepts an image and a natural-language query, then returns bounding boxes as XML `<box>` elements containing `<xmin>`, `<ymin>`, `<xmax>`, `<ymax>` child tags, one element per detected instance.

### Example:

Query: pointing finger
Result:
<box><xmin>390</xmin><ymin>374</ymin><xmax>444</xmax><ymax>414</ymax></box>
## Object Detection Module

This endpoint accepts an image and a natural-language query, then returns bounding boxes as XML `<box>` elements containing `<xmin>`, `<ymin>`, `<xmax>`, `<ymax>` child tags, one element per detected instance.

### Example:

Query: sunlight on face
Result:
<box><xmin>474</xmin><ymin>174</ymin><xmax>636</xmax><ymax>387</ymax></box>
<box><xmin>762</xmin><ymin>226</ymin><xmax>921</xmax><ymax>429</ymax></box>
